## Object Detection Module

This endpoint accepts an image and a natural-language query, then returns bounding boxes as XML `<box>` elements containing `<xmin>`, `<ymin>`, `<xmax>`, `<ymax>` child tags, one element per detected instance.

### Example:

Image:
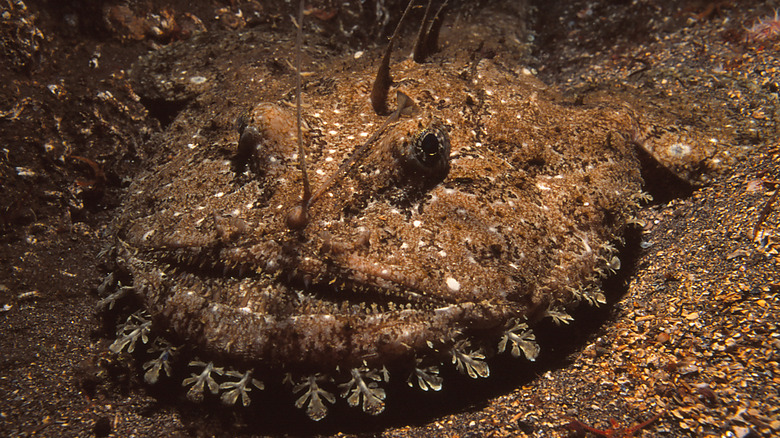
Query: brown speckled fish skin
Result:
<box><xmin>115</xmin><ymin>1</ymin><xmax>647</xmax><ymax>391</ymax></box>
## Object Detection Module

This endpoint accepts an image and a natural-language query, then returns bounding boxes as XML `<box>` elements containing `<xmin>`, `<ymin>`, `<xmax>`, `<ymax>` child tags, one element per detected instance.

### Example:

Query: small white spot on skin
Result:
<box><xmin>240</xmin><ymin>306</ymin><xmax>251</xmax><ymax>313</ymax></box>
<box><xmin>187</xmin><ymin>143</ymin><xmax>196</xmax><ymax>149</ymax></box>
<box><xmin>231</xmin><ymin>209</ymin><xmax>240</xmax><ymax>216</ymax></box>
<box><xmin>190</xmin><ymin>76</ymin><xmax>207</xmax><ymax>84</ymax></box>
<box><xmin>245</xmin><ymin>202</ymin><xmax>253</xmax><ymax>209</ymax></box>
<box><xmin>446</xmin><ymin>277</ymin><xmax>461</xmax><ymax>292</ymax></box>
<box><xmin>328</xmin><ymin>130</ymin><xmax>338</xmax><ymax>135</ymax></box>
<box><xmin>400</xmin><ymin>242</ymin><xmax>409</xmax><ymax>250</ymax></box>
<box><xmin>316</xmin><ymin>169</ymin><xmax>325</xmax><ymax>175</ymax></box>
<box><xmin>413</xmin><ymin>220</ymin><xmax>422</xmax><ymax>227</ymax></box>
<box><xmin>438</xmin><ymin>250</ymin><xmax>447</xmax><ymax>257</ymax></box>
<box><xmin>325</xmin><ymin>157</ymin><xmax>333</xmax><ymax>162</ymax></box>
<box><xmin>195</xmin><ymin>217</ymin><xmax>205</xmax><ymax>226</ymax></box>
<box><xmin>668</xmin><ymin>143</ymin><xmax>691</xmax><ymax>157</ymax></box>
<box><xmin>359</xmin><ymin>132</ymin><xmax>369</xmax><ymax>137</ymax></box>
<box><xmin>214</xmin><ymin>192</ymin><xmax>225</xmax><ymax>198</ymax></box>
<box><xmin>354</xmin><ymin>50</ymin><xmax>364</xmax><ymax>59</ymax></box>
<box><xmin>536</xmin><ymin>182</ymin><xmax>551</xmax><ymax>191</ymax></box>
<box><xmin>142</xmin><ymin>230</ymin><xmax>155</xmax><ymax>241</ymax></box>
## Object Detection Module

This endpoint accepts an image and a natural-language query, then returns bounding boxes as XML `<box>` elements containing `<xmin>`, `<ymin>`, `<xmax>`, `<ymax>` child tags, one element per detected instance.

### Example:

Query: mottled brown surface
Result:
<box><xmin>113</xmin><ymin>0</ymin><xmax>646</xmax><ymax>392</ymax></box>
<box><xmin>0</xmin><ymin>0</ymin><xmax>778</xmax><ymax>436</ymax></box>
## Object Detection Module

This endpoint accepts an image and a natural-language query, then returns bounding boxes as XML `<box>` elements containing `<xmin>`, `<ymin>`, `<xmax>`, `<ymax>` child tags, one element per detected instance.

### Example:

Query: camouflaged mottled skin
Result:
<box><xmin>103</xmin><ymin>1</ymin><xmax>716</xmax><ymax>419</ymax></box>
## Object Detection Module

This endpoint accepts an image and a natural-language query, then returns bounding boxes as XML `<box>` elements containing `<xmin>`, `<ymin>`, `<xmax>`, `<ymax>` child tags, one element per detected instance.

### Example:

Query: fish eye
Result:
<box><xmin>417</xmin><ymin>131</ymin><xmax>443</xmax><ymax>166</ymax></box>
<box><xmin>402</xmin><ymin>123</ymin><xmax>450</xmax><ymax>178</ymax></box>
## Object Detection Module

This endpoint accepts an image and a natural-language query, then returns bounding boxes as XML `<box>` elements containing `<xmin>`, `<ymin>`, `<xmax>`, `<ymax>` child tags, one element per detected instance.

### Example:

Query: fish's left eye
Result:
<box><xmin>401</xmin><ymin>123</ymin><xmax>450</xmax><ymax>178</ymax></box>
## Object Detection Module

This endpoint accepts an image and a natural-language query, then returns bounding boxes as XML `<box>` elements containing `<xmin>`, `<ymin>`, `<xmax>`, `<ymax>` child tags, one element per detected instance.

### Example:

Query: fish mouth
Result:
<box><xmin>152</xmin><ymin>242</ymin><xmax>454</xmax><ymax>313</ymax></box>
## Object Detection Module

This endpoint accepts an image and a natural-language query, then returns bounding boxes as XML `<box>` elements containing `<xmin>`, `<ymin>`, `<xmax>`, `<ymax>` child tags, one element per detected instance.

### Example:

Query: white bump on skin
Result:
<box><xmin>446</xmin><ymin>277</ymin><xmax>461</xmax><ymax>292</ymax></box>
<box><xmin>668</xmin><ymin>142</ymin><xmax>691</xmax><ymax>157</ymax></box>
